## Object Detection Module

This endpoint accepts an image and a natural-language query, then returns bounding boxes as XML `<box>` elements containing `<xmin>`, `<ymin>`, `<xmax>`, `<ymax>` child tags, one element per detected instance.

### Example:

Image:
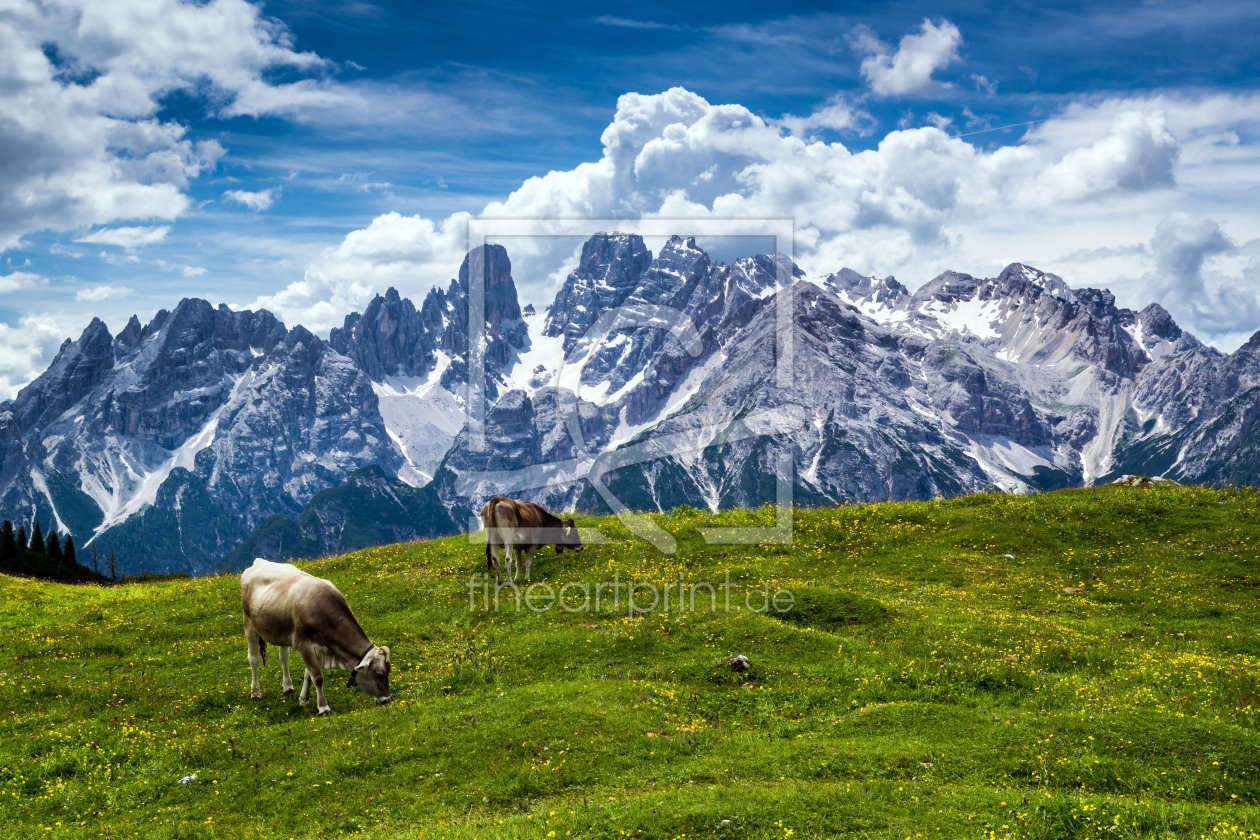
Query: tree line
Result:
<box><xmin>0</xmin><ymin>520</ymin><xmax>113</xmax><ymax>584</ymax></box>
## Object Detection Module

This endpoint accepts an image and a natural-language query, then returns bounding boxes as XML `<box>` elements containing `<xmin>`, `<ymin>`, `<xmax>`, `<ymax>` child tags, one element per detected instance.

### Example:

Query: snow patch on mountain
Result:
<box><xmin>920</xmin><ymin>296</ymin><xmax>1003</xmax><ymax>340</ymax></box>
<box><xmin>91</xmin><ymin>370</ymin><xmax>254</xmax><ymax>539</ymax></box>
<box><xmin>30</xmin><ymin>468</ymin><xmax>69</xmax><ymax>534</ymax></box>
<box><xmin>372</xmin><ymin>354</ymin><xmax>465</xmax><ymax>486</ymax></box>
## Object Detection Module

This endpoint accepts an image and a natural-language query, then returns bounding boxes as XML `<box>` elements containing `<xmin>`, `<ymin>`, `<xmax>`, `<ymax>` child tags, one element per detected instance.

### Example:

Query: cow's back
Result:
<box><xmin>482</xmin><ymin>497</ymin><xmax>555</xmax><ymax>534</ymax></box>
<box><xmin>242</xmin><ymin>559</ymin><xmax>342</xmax><ymax>646</ymax></box>
<box><xmin>481</xmin><ymin>496</ymin><xmax>521</xmax><ymax>533</ymax></box>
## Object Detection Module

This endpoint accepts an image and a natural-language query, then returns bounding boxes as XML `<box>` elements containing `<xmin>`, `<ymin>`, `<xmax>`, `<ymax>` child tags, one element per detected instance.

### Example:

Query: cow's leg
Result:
<box><xmin>489</xmin><ymin>542</ymin><xmax>503</xmax><ymax>586</ymax></box>
<box><xmin>506</xmin><ymin>539</ymin><xmax>519</xmax><ymax>583</ymax></box>
<box><xmin>523</xmin><ymin>545</ymin><xmax>539</xmax><ymax>582</ymax></box>
<box><xmin>294</xmin><ymin>644</ymin><xmax>330</xmax><ymax>714</ymax></box>
<box><xmin>298</xmin><ymin>665</ymin><xmax>329</xmax><ymax>714</ymax></box>
<box><xmin>312</xmin><ymin>667</ymin><xmax>330</xmax><ymax>714</ymax></box>
<box><xmin>245</xmin><ymin>623</ymin><xmax>263</xmax><ymax>698</ymax></box>
<box><xmin>279</xmin><ymin>646</ymin><xmax>294</xmax><ymax>695</ymax></box>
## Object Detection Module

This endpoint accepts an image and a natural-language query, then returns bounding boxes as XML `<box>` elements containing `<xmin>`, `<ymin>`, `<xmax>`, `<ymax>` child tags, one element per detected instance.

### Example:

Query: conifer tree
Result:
<box><xmin>16</xmin><ymin>525</ymin><xmax>27</xmax><ymax>549</ymax></box>
<box><xmin>108</xmin><ymin>550</ymin><xmax>119</xmax><ymax>583</ymax></box>
<box><xmin>63</xmin><ymin>535</ymin><xmax>76</xmax><ymax>568</ymax></box>
<box><xmin>46</xmin><ymin>528</ymin><xmax>63</xmax><ymax>564</ymax></box>
<box><xmin>91</xmin><ymin>542</ymin><xmax>98</xmax><ymax>575</ymax></box>
<box><xmin>0</xmin><ymin>521</ymin><xmax>14</xmax><ymax>571</ymax></box>
<box><xmin>29</xmin><ymin>522</ymin><xmax>45</xmax><ymax>554</ymax></box>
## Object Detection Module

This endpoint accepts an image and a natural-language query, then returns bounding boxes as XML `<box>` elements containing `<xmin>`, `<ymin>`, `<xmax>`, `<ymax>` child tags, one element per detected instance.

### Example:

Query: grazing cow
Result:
<box><xmin>480</xmin><ymin>496</ymin><xmax>584</xmax><ymax>585</ymax></box>
<box><xmin>240</xmin><ymin>558</ymin><xmax>391</xmax><ymax>714</ymax></box>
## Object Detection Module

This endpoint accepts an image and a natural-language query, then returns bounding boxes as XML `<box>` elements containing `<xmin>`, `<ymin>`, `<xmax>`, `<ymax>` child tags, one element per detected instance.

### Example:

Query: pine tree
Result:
<box><xmin>16</xmin><ymin>525</ymin><xmax>27</xmax><ymax>549</ymax></box>
<box><xmin>91</xmin><ymin>542</ymin><xmax>98</xmax><ymax>575</ymax></box>
<box><xmin>0</xmin><ymin>521</ymin><xmax>14</xmax><ymax>572</ymax></box>
<box><xmin>63</xmin><ymin>535</ymin><xmax>76</xmax><ymax>568</ymax></box>
<box><xmin>29</xmin><ymin>522</ymin><xmax>45</xmax><ymax>554</ymax></box>
<box><xmin>108</xmin><ymin>550</ymin><xmax>119</xmax><ymax>583</ymax></box>
<box><xmin>46</xmin><ymin>528</ymin><xmax>63</xmax><ymax>564</ymax></box>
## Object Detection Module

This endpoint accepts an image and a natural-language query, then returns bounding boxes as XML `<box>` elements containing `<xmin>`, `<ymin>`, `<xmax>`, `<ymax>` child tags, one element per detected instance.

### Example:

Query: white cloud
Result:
<box><xmin>0</xmin><ymin>314</ymin><xmax>72</xmax><ymax>400</ymax></box>
<box><xmin>244</xmin><ymin>211</ymin><xmax>472</xmax><ymax>333</ymax></box>
<box><xmin>75</xmin><ymin>284</ymin><xmax>132</xmax><ymax>301</ymax></box>
<box><xmin>971</xmin><ymin>74</ymin><xmax>997</xmax><ymax>96</ymax></box>
<box><xmin>1030</xmin><ymin>110</ymin><xmax>1178</xmax><ymax>201</ymax></box>
<box><xmin>1140</xmin><ymin>213</ymin><xmax>1258</xmax><ymax>340</ymax></box>
<box><xmin>0</xmin><ymin>0</ymin><xmax>348</xmax><ymax>251</ymax></box>
<box><xmin>775</xmin><ymin>96</ymin><xmax>873</xmax><ymax>138</ymax></box>
<box><xmin>75</xmin><ymin>225</ymin><xmax>170</xmax><ymax>248</ymax></box>
<box><xmin>0</xmin><ymin>271</ymin><xmax>46</xmax><ymax>292</ymax></box>
<box><xmin>593</xmin><ymin>16</ymin><xmax>687</xmax><ymax>31</ymax></box>
<box><xmin>856</xmin><ymin>19</ymin><xmax>962</xmax><ymax>98</ymax></box>
<box><xmin>253</xmin><ymin>85</ymin><xmax>1260</xmax><ymax>347</ymax></box>
<box><xmin>223</xmin><ymin>188</ymin><xmax>278</xmax><ymax>211</ymax></box>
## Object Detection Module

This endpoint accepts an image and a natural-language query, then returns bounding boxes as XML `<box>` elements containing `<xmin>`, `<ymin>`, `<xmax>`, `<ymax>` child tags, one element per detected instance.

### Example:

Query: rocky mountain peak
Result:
<box><xmin>114</xmin><ymin>315</ymin><xmax>143</xmax><ymax>353</ymax></box>
<box><xmin>456</xmin><ymin>243</ymin><xmax>523</xmax><ymax>330</ymax></box>
<box><xmin>328</xmin><ymin>286</ymin><xmax>435</xmax><ymax>380</ymax></box>
<box><xmin>544</xmin><ymin>232</ymin><xmax>653</xmax><ymax>352</ymax></box>
<box><xmin>818</xmin><ymin>268</ymin><xmax>910</xmax><ymax>315</ymax></box>
<box><xmin>991</xmin><ymin>263</ymin><xmax>1074</xmax><ymax>301</ymax></box>
<box><xmin>12</xmin><ymin>316</ymin><xmax>115</xmax><ymax>432</ymax></box>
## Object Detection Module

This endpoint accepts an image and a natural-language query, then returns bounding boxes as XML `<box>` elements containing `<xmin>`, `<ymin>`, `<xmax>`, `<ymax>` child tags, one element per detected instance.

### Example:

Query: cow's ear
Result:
<box><xmin>565</xmin><ymin>517</ymin><xmax>576</xmax><ymax>528</ymax></box>
<box><xmin>379</xmin><ymin>646</ymin><xmax>390</xmax><ymax>661</ymax></box>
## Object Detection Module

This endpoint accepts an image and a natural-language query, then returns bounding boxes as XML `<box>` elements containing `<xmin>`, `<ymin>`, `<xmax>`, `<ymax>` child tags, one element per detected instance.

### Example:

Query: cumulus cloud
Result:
<box><xmin>223</xmin><ymin>188</ymin><xmax>278</xmax><ymax>211</ymax></box>
<box><xmin>0</xmin><ymin>314</ymin><xmax>73</xmax><ymax>400</ymax></box>
<box><xmin>252</xmin><ymin>85</ymin><xmax>1260</xmax><ymax>347</ymax></box>
<box><xmin>0</xmin><ymin>0</ymin><xmax>348</xmax><ymax>251</ymax></box>
<box><xmin>1141</xmin><ymin>213</ymin><xmax>1257</xmax><ymax>336</ymax></box>
<box><xmin>75</xmin><ymin>226</ymin><xmax>170</xmax><ymax>248</ymax></box>
<box><xmin>244</xmin><ymin>211</ymin><xmax>472</xmax><ymax>333</ymax></box>
<box><xmin>775</xmin><ymin>96</ymin><xmax>873</xmax><ymax>138</ymax></box>
<box><xmin>0</xmin><ymin>271</ymin><xmax>47</xmax><ymax>292</ymax></box>
<box><xmin>855</xmin><ymin>19</ymin><xmax>962</xmax><ymax>98</ymax></box>
<box><xmin>75</xmin><ymin>284</ymin><xmax>132</xmax><ymax>301</ymax></box>
<box><xmin>1032</xmin><ymin>110</ymin><xmax>1178</xmax><ymax>200</ymax></box>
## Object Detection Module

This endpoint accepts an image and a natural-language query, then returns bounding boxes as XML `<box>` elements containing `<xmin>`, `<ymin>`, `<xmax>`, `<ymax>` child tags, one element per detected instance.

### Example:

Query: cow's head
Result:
<box><xmin>348</xmin><ymin>645</ymin><xmax>392</xmax><ymax>704</ymax></box>
<box><xmin>555</xmin><ymin>517</ymin><xmax>584</xmax><ymax>553</ymax></box>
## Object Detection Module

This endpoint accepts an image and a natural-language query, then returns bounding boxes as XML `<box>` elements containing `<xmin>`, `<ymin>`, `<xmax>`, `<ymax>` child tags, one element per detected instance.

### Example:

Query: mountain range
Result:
<box><xmin>3</xmin><ymin>232</ymin><xmax>1257</xmax><ymax>575</ymax></box>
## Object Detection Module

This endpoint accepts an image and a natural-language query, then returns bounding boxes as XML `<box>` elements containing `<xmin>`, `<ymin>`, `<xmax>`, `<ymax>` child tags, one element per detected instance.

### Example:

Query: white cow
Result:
<box><xmin>240</xmin><ymin>558</ymin><xmax>391</xmax><ymax>714</ymax></box>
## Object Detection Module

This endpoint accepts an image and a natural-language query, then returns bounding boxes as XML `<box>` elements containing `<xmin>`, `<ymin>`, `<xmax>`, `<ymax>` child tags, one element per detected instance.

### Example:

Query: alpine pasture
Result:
<box><xmin>0</xmin><ymin>484</ymin><xmax>1257</xmax><ymax>839</ymax></box>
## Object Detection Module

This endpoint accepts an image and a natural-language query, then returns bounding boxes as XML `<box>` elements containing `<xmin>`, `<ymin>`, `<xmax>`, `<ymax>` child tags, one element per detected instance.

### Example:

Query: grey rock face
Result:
<box><xmin>544</xmin><ymin>232</ymin><xmax>653</xmax><ymax>354</ymax></box>
<box><xmin>441</xmin><ymin>246</ymin><xmax>1260</xmax><ymax>523</ymax></box>
<box><xmin>0</xmin><ymin>298</ymin><xmax>400</xmax><ymax>575</ymax></box>
<box><xmin>573</xmin><ymin>283</ymin><xmax>993</xmax><ymax>511</ymax></box>
<box><xmin>329</xmin><ymin>244</ymin><xmax>528</xmax><ymax>398</ymax></box>
<box><xmin>329</xmin><ymin>287</ymin><xmax>438</xmax><ymax>380</ymax></box>
<box><xmin>8</xmin><ymin>230</ymin><xmax>1260</xmax><ymax>577</ymax></box>
<box><xmin>439</xmin><ymin>244</ymin><xmax>528</xmax><ymax>398</ymax></box>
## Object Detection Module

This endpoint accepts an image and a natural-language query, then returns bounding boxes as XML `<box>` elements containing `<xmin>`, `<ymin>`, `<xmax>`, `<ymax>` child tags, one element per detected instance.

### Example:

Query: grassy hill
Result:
<box><xmin>0</xmin><ymin>483</ymin><xmax>1257</xmax><ymax>839</ymax></box>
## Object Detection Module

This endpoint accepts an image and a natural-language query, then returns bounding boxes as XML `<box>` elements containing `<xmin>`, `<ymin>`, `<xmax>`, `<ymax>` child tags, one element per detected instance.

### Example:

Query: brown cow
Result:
<box><xmin>241</xmin><ymin>559</ymin><xmax>391</xmax><ymax>714</ymax></box>
<box><xmin>480</xmin><ymin>496</ymin><xmax>583</xmax><ymax>585</ymax></box>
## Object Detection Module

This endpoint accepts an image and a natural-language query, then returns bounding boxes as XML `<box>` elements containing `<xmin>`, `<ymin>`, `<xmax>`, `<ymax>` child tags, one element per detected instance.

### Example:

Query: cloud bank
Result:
<box><xmin>0</xmin><ymin>0</ymin><xmax>348</xmax><ymax>251</ymax></box>
<box><xmin>255</xmin><ymin>83</ymin><xmax>1260</xmax><ymax>348</ymax></box>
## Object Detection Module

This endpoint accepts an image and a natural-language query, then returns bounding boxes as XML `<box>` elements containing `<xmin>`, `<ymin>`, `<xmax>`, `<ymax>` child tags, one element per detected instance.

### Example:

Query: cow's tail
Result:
<box><xmin>258</xmin><ymin>637</ymin><xmax>267</xmax><ymax>667</ymax></box>
<box><xmin>485</xmin><ymin>540</ymin><xmax>493</xmax><ymax>570</ymax></box>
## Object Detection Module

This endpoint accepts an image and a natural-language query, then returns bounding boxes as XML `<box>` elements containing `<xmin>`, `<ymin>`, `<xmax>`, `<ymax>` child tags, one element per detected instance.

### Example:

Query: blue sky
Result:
<box><xmin>1</xmin><ymin>0</ymin><xmax>1258</xmax><ymax>397</ymax></box>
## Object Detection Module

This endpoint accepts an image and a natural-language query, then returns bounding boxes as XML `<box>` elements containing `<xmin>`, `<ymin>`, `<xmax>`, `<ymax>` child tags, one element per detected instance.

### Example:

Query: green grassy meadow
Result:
<box><xmin>1</xmin><ymin>484</ymin><xmax>1258</xmax><ymax>839</ymax></box>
